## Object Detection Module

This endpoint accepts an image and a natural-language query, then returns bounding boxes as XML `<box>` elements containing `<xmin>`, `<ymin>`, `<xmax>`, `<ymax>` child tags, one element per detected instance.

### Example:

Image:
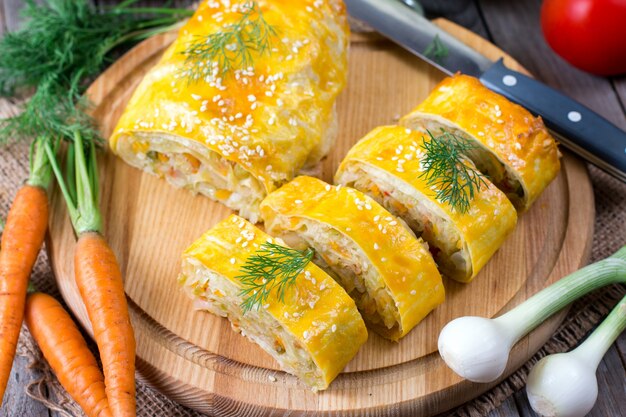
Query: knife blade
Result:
<box><xmin>345</xmin><ymin>0</ymin><xmax>626</xmax><ymax>183</ymax></box>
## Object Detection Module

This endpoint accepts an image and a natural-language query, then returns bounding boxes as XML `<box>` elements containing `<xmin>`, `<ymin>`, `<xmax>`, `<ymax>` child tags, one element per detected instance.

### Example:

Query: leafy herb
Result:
<box><xmin>180</xmin><ymin>1</ymin><xmax>277</xmax><ymax>83</ymax></box>
<box><xmin>238</xmin><ymin>242</ymin><xmax>314</xmax><ymax>313</ymax></box>
<box><xmin>1</xmin><ymin>77</ymin><xmax>101</xmax><ymax>146</ymax></box>
<box><xmin>0</xmin><ymin>0</ymin><xmax>193</xmax><ymax>145</ymax></box>
<box><xmin>424</xmin><ymin>34</ymin><xmax>448</xmax><ymax>63</ymax></box>
<box><xmin>420</xmin><ymin>129</ymin><xmax>487</xmax><ymax>213</ymax></box>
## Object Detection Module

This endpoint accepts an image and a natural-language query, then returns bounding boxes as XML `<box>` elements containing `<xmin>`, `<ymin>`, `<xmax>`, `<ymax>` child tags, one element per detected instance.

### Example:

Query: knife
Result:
<box><xmin>345</xmin><ymin>0</ymin><xmax>626</xmax><ymax>183</ymax></box>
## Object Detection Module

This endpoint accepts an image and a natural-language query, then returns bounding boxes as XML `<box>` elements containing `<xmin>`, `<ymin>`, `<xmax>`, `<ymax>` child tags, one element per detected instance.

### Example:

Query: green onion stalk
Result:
<box><xmin>526</xmin><ymin>294</ymin><xmax>626</xmax><ymax>417</ymax></box>
<box><xmin>437</xmin><ymin>246</ymin><xmax>626</xmax><ymax>383</ymax></box>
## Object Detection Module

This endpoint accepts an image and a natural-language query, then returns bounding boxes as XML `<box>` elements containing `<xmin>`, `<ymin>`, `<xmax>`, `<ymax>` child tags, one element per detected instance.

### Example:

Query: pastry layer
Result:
<box><xmin>260</xmin><ymin>176</ymin><xmax>445</xmax><ymax>340</ymax></box>
<box><xmin>335</xmin><ymin>126</ymin><xmax>517</xmax><ymax>283</ymax></box>
<box><xmin>110</xmin><ymin>0</ymin><xmax>349</xmax><ymax>222</ymax></box>
<box><xmin>400</xmin><ymin>74</ymin><xmax>560</xmax><ymax>210</ymax></box>
<box><xmin>179</xmin><ymin>214</ymin><xmax>367</xmax><ymax>391</ymax></box>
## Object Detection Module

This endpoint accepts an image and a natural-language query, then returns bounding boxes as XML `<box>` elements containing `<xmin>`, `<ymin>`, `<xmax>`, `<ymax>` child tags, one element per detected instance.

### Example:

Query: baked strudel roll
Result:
<box><xmin>110</xmin><ymin>1</ymin><xmax>349</xmax><ymax>222</ymax></box>
<box><xmin>335</xmin><ymin>126</ymin><xmax>517</xmax><ymax>283</ymax></box>
<box><xmin>400</xmin><ymin>74</ymin><xmax>560</xmax><ymax>210</ymax></box>
<box><xmin>260</xmin><ymin>176</ymin><xmax>445</xmax><ymax>341</ymax></box>
<box><xmin>178</xmin><ymin>214</ymin><xmax>367</xmax><ymax>391</ymax></box>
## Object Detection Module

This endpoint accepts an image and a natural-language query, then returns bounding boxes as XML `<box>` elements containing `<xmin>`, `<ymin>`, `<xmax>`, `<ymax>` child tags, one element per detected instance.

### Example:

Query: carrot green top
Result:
<box><xmin>45</xmin><ymin>132</ymin><xmax>102</xmax><ymax>235</ymax></box>
<box><xmin>27</xmin><ymin>136</ymin><xmax>53</xmax><ymax>190</ymax></box>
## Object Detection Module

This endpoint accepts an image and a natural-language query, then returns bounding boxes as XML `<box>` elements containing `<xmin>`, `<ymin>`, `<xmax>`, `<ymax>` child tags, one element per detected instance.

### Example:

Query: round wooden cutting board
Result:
<box><xmin>47</xmin><ymin>19</ymin><xmax>594</xmax><ymax>416</ymax></box>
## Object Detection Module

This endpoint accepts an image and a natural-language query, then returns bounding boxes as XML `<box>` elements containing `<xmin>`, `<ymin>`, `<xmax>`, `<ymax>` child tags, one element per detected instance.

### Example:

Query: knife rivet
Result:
<box><xmin>567</xmin><ymin>111</ymin><xmax>582</xmax><ymax>123</ymax></box>
<box><xmin>502</xmin><ymin>75</ymin><xmax>517</xmax><ymax>86</ymax></box>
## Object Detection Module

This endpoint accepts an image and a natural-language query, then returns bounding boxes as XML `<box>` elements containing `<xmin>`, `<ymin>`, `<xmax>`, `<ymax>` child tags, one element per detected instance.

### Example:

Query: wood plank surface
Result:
<box><xmin>0</xmin><ymin>355</ymin><xmax>51</xmax><ymax>417</ymax></box>
<box><xmin>613</xmin><ymin>79</ymin><xmax>626</xmax><ymax>116</ymax></box>
<box><xmin>476</xmin><ymin>0</ymin><xmax>626</xmax><ymax>130</ymax></box>
<box><xmin>0</xmin><ymin>1</ymin><xmax>6</xmax><ymax>34</ymax></box>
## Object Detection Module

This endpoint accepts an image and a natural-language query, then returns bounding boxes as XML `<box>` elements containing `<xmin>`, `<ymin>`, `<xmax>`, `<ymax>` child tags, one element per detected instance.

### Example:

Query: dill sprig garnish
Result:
<box><xmin>180</xmin><ymin>1</ymin><xmax>278</xmax><ymax>83</ymax></box>
<box><xmin>424</xmin><ymin>34</ymin><xmax>448</xmax><ymax>64</ymax></box>
<box><xmin>238</xmin><ymin>242</ymin><xmax>314</xmax><ymax>313</ymax></box>
<box><xmin>0</xmin><ymin>0</ymin><xmax>193</xmax><ymax>145</ymax></box>
<box><xmin>1</xmin><ymin>77</ymin><xmax>101</xmax><ymax>146</ymax></box>
<box><xmin>420</xmin><ymin>129</ymin><xmax>488</xmax><ymax>213</ymax></box>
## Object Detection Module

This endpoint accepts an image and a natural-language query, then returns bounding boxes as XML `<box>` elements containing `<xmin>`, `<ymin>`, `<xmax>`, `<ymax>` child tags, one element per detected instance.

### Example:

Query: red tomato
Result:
<box><xmin>541</xmin><ymin>0</ymin><xmax>626</xmax><ymax>76</ymax></box>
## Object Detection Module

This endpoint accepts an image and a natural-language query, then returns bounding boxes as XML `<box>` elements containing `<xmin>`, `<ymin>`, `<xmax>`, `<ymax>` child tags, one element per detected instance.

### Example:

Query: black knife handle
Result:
<box><xmin>479</xmin><ymin>59</ymin><xmax>626</xmax><ymax>182</ymax></box>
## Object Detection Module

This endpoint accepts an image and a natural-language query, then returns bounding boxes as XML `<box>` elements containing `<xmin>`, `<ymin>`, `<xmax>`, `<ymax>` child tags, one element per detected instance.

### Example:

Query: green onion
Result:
<box><xmin>526</xmin><ymin>294</ymin><xmax>625</xmax><ymax>417</ymax></box>
<box><xmin>437</xmin><ymin>245</ymin><xmax>626</xmax><ymax>383</ymax></box>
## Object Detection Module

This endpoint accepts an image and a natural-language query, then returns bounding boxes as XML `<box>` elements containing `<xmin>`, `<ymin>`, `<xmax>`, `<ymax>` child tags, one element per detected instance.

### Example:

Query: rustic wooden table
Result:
<box><xmin>0</xmin><ymin>0</ymin><xmax>624</xmax><ymax>416</ymax></box>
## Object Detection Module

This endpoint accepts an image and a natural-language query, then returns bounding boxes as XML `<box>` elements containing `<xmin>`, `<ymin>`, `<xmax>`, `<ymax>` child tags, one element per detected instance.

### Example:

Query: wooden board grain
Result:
<box><xmin>47</xmin><ymin>19</ymin><xmax>594</xmax><ymax>416</ymax></box>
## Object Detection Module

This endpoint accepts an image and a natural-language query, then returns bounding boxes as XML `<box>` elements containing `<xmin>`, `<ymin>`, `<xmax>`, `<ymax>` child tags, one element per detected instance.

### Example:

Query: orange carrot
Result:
<box><xmin>0</xmin><ymin>184</ymin><xmax>48</xmax><ymax>402</ymax></box>
<box><xmin>46</xmin><ymin>132</ymin><xmax>136</xmax><ymax>417</ymax></box>
<box><xmin>74</xmin><ymin>232</ymin><xmax>136</xmax><ymax>417</ymax></box>
<box><xmin>25</xmin><ymin>292</ymin><xmax>112</xmax><ymax>417</ymax></box>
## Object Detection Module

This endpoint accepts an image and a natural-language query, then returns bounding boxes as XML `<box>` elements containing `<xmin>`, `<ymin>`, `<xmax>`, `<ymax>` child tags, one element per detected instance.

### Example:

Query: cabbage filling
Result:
<box><xmin>405</xmin><ymin>114</ymin><xmax>526</xmax><ymax>207</ymax></box>
<box><xmin>338</xmin><ymin>163</ymin><xmax>471</xmax><ymax>281</ymax></box>
<box><xmin>179</xmin><ymin>258</ymin><xmax>326</xmax><ymax>390</ymax></box>
<box><xmin>270</xmin><ymin>218</ymin><xmax>402</xmax><ymax>338</ymax></box>
<box><xmin>116</xmin><ymin>132</ymin><xmax>266</xmax><ymax>222</ymax></box>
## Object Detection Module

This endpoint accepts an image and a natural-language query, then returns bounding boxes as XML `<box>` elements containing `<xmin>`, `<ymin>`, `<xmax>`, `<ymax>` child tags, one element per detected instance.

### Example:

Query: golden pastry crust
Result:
<box><xmin>179</xmin><ymin>214</ymin><xmax>367</xmax><ymax>391</ymax></box>
<box><xmin>260</xmin><ymin>176</ymin><xmax>445</xmax><ymax>340</ymax></box>
<box><xmin>110</xmin><ymin>0</ymin><xmax>349</xmax><ymax>221</ymax></box>
<box><xmin>401</xmin><ymin>74</ymin><xmax>560</xmax><ymax>210</ymax></box>
<box><xmin>335</xmin><ymin>125</ymin><xmax>517</xmax><ymax>283</ymax></box>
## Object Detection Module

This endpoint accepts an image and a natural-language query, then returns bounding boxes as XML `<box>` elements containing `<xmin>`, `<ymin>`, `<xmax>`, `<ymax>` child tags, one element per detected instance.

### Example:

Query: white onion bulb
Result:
<box><xmin>526</xmin><ymin>352</ymin><xmax>598</xmax><ymax>417</ymax></box>
<box><xmin>438</xmin><ymin>316</ymin><xmax>514</xmax><ymax>383</ymax></box>
<box><xmin>526</xmin><ymin>294</ymin><xmax>625</xmax><ymax>417</ymax></box>
<box><xmin>437</xmin><ymin>248</ymin><xmax>626</xmax><ymax>386</ymax></box>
